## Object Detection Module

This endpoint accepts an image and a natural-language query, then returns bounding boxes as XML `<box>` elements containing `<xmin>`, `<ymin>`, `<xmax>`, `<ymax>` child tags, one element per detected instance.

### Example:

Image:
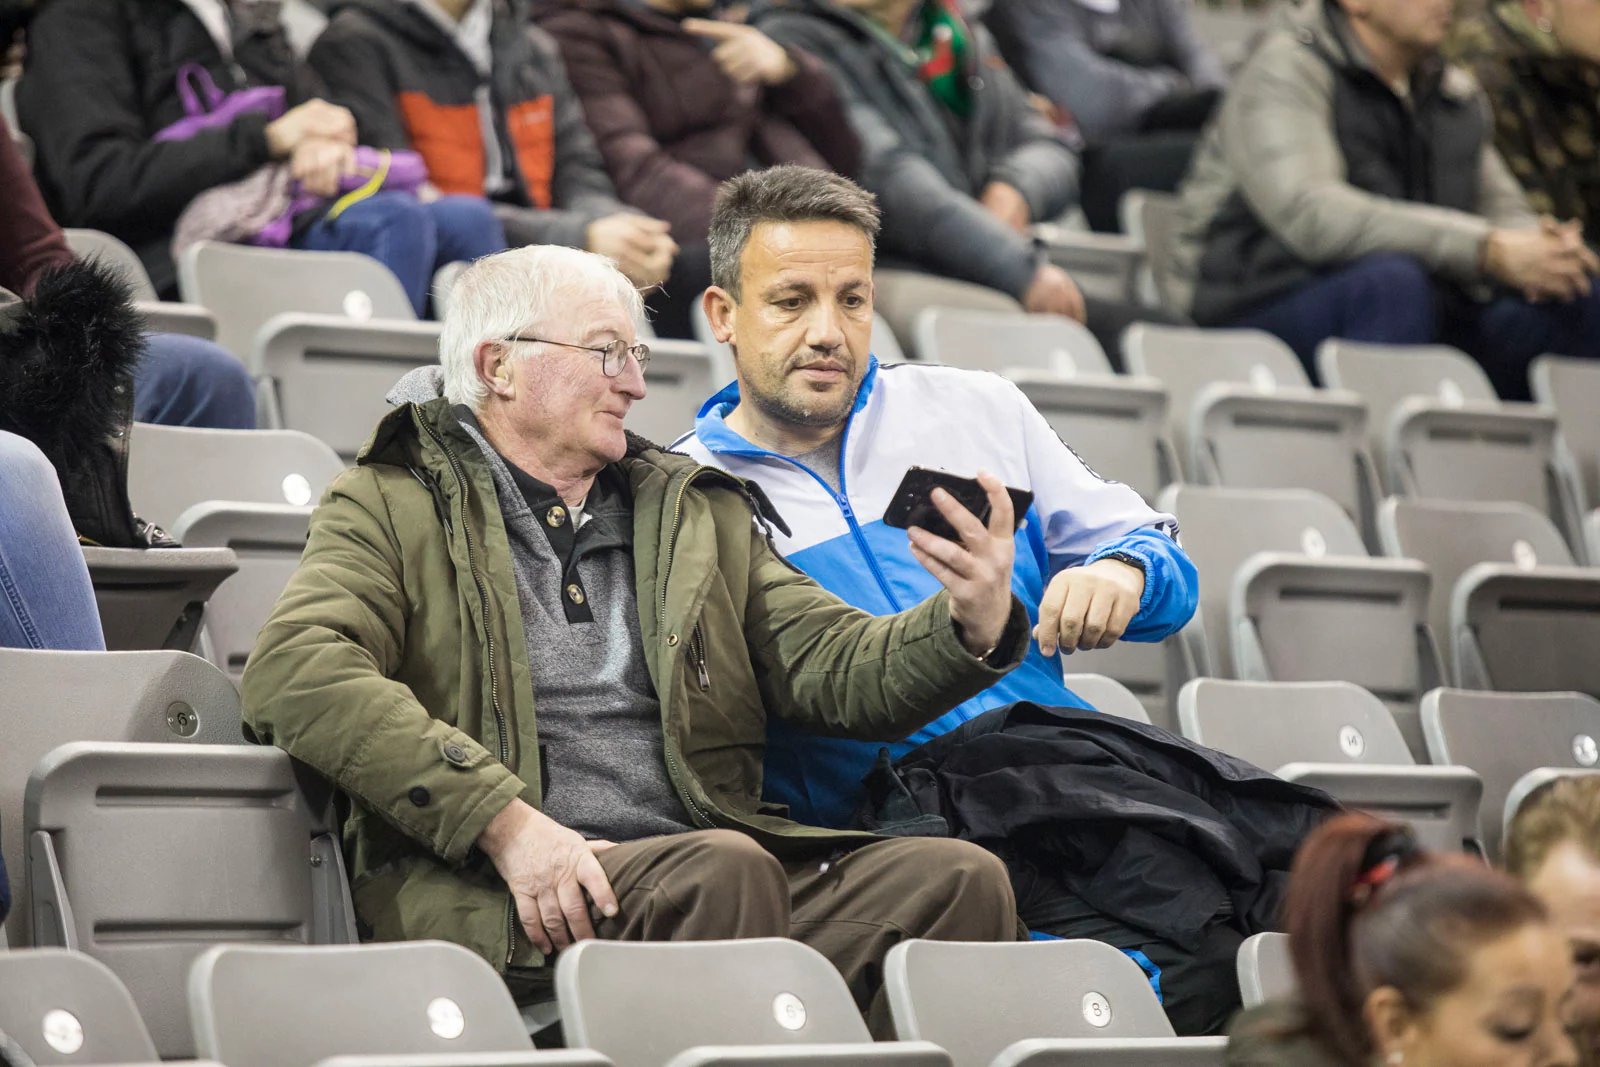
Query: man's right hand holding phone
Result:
<box><xmin>904</xmin><ymin>469</ymin><xmax>1020</xmax><ymax>658</ymax></box>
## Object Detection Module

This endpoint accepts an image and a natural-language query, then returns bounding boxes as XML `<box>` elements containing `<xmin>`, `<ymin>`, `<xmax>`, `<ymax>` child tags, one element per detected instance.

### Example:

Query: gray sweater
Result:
<box><xmin>986</xmin><ymin>0</ymin><xmax>1225</xmax><ymax>140</ymax></box>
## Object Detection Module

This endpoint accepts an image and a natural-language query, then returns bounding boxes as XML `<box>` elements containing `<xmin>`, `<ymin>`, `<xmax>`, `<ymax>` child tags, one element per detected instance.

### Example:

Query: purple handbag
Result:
<box><xmin>152</xmin><ymin>64</ymin><xmax>286</xmax><ymax>142</ymax></box>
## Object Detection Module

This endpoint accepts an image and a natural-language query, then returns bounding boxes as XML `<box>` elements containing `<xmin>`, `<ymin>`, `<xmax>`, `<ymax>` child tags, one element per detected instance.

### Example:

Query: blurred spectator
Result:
<box><xmin>307</xmin><ymin>0</ymin><xmax>707</xmax><ymax>334</ymax></box>
<box><xmin>1</xmin><ymin>114</ymin><xmax>256</xmax><ymax>429</ymax></box>
<box><xmin>985</xmin><ymin>0</ymin><xmax>1226</xmax><ymax>232</ymax></box>
<box><xmin>534</xmin><ymin>0</ymin><xmax>860</xmax><ymax>247</ymax></box>
<box><xmin>15</xmin><ymin>0</ymin><xmax>505</xmax><ymax>316</ymax></box>
<box><xmin>1228</xmin><ymin>812</ymin><xmax>1578</xmax><ymax>1067</ymax></box>
<box><xmin>0</xmin><ymin>431</ymin><xmax>105</xmax><ymax>650</ymax></box>
<box><xmin>1171</xmin><ymin>0</ymin><xmax>1600</xmax><ymax>400</ymax></box>
<box><xmin>1506</xmin><ymin>774</ymin><xmax>1600</xmax><ymax>1065</ymax></box>
<box><xmin>751</xmin><ymin>0</ymin><xmax>1091</xmax><ymax>325</ymax></box>
<box><xmin>1446</xmin><ymin>0</ymin><xmax>1600</xmax><ymax>244</ymax></box>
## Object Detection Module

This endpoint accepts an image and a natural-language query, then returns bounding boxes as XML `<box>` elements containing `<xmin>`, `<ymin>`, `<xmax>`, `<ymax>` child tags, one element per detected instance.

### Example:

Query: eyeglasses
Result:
<box><xmin>500</xmin><ymin>334</ymin><xmax>651</xmax><ymax>377</ymax></box>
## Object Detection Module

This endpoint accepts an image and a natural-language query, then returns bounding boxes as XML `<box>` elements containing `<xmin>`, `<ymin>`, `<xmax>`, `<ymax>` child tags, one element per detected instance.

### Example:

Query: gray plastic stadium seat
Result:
<box><xmin>1422</xmin><ymin>689</ymin><xmax>1600</xmax><ymax>860</ymax></box>
<box><xmin>62</xmin><ymin>229</ymin><xmax>219</xmax><ymax>339</ymax></box>
<box><xmin>323</xmin><ymin>1056</ymin><xmax>613</xmax><ymax>1067</ymax></box>
<box><xmin>1318</xmin><ymin>340</ymin><xmax>1584</xmax><ymax>556</ymax></box>
<box><xmin>25</xmin><ymin>742</ymin><xmax>356</xmax><ymax>1058</ymax></box>
<box><xmin>885</xmin><ymin>939</ymin><xmax>1225</xmax><ymax>1067</ymax></box>
<box><xmin>0</xmin><ymin>949</ymin><xmax>159</xmax><ymax>1064</ymax></box>
<box><xmin>170</xmin><ymin>503</ymin><xmax>311</xmax><ymax>680</ymax></box>
<box><xmin>629</xmin><ymin>340</ymin><xmax>717</xmax><ymax>448</ymax></box>
<box><xmin>80</xmin><ymin>545</ymin><xmax>239</xmax><ymax>652</ymax></box>
<box><xmin>987</xmin><ymin>1039</ymin><xmax>1224</xmax><ymax>1067</ymax></box>
<box><xmin>1120</xmin><ymin>191</ymin><xmax>1183</xmax><ymax>316</ymax></box>
<box><xmin>129</xmin><ymin>423</ymin><xmax>345</xmax><ymax>532</ymax></box>
<box><xmin>1532</xmin><ymin>355</ymin><xmax>1600</xmax><ymax>519</ymax></box>
<box><xmin>1590</xmin><ymin>510</ymin><xmax>1600</xmax><ymax>568</ymax></box>
<box><xmin>690</xmin><ymin>295</ymin><xmax>904</xmax><ymax>386</ymax></box>
<box><xmin>558</xmin><ymin>939</ymin><xmax>945</xmax><ymax>1067</ymax></box>
<box><xmin>0</xmin><ymin>649</ymin><xmax>242</xmax><ymax>947</ymax></box>
<box><xmin>1236</xmin><ymin>934</ymin><xmax>1293</xmax><ymax>1010</ymax></box>
<box><xmin>188</xmin><ymin>942</ymin><xmax>565</xmax><ymax>1067</ymax></box>
<box><xmin>1</xmin><ymin>75</ymin><xmax>33</xmax><ymax>167</ymax></box>
<box><xmin>1178</xmin><ymin>679</ymin><xmax>1482</xmax><ymax>854</ymax></box>
<box><xmin>1061</xmin><ymin>674</ymin><xmax>1151</xmax><ymax>725</ymax></box>
<box><xmin>916</xmin><ymin>308</ymin><xmax>1176</xmax><ymax>500</ymax></box>
<box><xmin>1378</xmin><ymin>498</ymin><xmax>1600</xmax><ymax>692</ymax></box>
<box><xmin>1063</xmin><ymin>637</ymin><xmax>1193</xmax><ymax>733</ymax></box>
<box><xmin>1125</xmin><ymin>325</ymin><xmax>1379</xmax><ymax>541</ymax></box>
<box><xmin>871</xmin><ymin>269</ymin><xmax>1022</xmax><ymax>359</ymax></box>
<box><xmin>1163</xmin><ymin>486</ymin><xmax>1443</xmax><ymax>757</ymax></box>
<box><xmin>1502</xmin><ymin>768</ymin><xmax>1600</xmax><ymax>855</ymax></box>
<box><xmin>1032</xmin><ymin>226</ymin><xmax>1144</xmax><ymax>306</ymax></box>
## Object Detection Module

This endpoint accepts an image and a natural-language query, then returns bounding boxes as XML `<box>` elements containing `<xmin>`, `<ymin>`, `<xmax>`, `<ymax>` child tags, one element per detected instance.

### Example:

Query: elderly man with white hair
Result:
<box><xmin>242</xmin><ymin>243</ymin><xmax>1028</xmax><ymax>1026</ymax></box>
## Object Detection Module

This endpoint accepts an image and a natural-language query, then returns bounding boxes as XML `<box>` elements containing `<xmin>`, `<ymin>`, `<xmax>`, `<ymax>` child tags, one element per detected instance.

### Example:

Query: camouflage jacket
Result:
<box><xmin>1447</xmin><ymin>2</ymin><xmax>1600</xmax><ymax>240</ymax></box>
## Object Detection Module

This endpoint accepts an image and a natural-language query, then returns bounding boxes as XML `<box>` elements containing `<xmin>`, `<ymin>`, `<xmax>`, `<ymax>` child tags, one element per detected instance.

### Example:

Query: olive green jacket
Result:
<box><xmin>240</xmin><ymin>393</ymin><xmax>1023</xmax><ymax>971</ymax></box>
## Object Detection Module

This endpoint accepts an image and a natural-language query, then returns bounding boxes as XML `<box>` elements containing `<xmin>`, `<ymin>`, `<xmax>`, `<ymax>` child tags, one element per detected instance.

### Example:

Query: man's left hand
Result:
<box><xmin>1034</xmin><ymin>559</ymin><xmax>1145</xmax><ymax>656</ymax></box>
<box><xmin>905</xmin><ymin>469</ymin><xmax>1018</xmax><ymax>658</ymax></box>
<box><xmin>683</xmin><ymin>19</ymin><xmax>798</xmax><ymax>86</ymax></box>
<box><xmin>979</xmin><ymin>181</ymin><xmax>1031</xmax><ymax>234</ymax></box>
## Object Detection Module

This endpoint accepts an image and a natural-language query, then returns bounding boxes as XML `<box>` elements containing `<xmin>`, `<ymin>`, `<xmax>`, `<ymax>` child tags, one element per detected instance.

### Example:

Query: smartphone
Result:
<box><xmin>882</xmin><ymin>467</ymin><xmax>1033</xmax><ymax>542</ymax></box>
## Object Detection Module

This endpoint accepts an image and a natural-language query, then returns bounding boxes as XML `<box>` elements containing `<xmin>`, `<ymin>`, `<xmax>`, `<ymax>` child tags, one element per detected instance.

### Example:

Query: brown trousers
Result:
<box><xmin>509</xmin><ymin>829</ymin><xmax>1018</xmax><ymax>1037</ymax></box>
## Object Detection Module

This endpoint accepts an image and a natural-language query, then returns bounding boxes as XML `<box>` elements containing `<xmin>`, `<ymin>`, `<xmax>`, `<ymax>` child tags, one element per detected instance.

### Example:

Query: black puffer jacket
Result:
<box><xmin>16</xmin><ymin>0</ymin><xmax>324</xmax><ymax>295</ymax></box>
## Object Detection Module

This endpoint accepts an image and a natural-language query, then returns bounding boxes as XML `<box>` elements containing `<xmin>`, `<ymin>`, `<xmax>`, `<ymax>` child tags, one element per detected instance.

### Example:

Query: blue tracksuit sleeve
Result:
<box><xmin>1086</xmin><ymin>528</ymin><xmax>1199</xmax><ymax>641</ymax></box>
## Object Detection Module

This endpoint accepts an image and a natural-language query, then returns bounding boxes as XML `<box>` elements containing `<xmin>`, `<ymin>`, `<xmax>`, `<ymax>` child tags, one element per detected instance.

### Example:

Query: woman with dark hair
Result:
<box><xmin>1228</xmin><ymin>813</ymin><xmax>1579</xmax><ymax>1067</ymax></box>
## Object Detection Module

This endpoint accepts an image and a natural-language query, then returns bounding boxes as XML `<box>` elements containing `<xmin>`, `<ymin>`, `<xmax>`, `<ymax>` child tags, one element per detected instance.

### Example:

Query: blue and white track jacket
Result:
<box><xmin>675</xmin><ymin>358</ymin><xmax>1199</xmax><ymax>827</ymax></box>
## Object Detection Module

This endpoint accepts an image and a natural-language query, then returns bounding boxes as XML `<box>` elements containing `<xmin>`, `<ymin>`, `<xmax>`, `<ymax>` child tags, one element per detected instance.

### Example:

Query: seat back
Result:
<box><xmin>989</xmin><ymin>1039</ymin><xmax>1226</xmax><ymax>1067</ymax></box>
<box><xmin>914</xmin><ymin>309</ymin><xmax>1113</xmax><ymax>377</ymax></box>
<box><xmin>870</xmin><ymin>269</ymin><xmax>1023</xmax><ymax>359</ymax></box>
<box><xmin>178</xmin><ymin>243</ymin><xmax>415</xmax><ymax>361</ymax></box>
<box><xmin>1124</xmin><ymin>191</ymin><xmax>1182</xmax><ymax>314</ymax></box>
<box><xmin>1318</xmin><ymin>340</ymin><xmax>1498</xmax><ymax>410</ymax></box>
<box><xmin>1178</xmin><ymin>679</ymin><xmax>1416</xmax><ymax>768</ymax></box>
<box><xmin>1006</xmin><ymin>374</ymin><xmax>1174</xmax><ymax>502</ymax></box>
<box><xmin>1061</xmin><ymin>640</ymin><xmax>1188</xmax><ymax>732</ymax></box>
<box><xmin>1125</xmin><ymin>327</ymin><xmax>1309</xmax><ymax>443</ymax></box>
<box><xmin>556</xmin><ymin>939</ymin><xmax>870</xmax><ymax>1067</ymax></box>
<box><xmin>189</xmin><ymin>942</ymin><xmax>533</xmax><ymax>1067</ymax></box>
<box><xmin>0</xmin><ymin>649</ymin><xmax>241</xmax><ymax>948</ymax></box>
<box><xmin>630</xmin><ymin>340</ymin><xmax>717</xmax><ymax>448</ymax></box>
<box><xmin>1423</xmin><ymin>689</ymin><xmax>1600</xmax><ymax>860</ymax></box>
<box><xmin>1533</xmin><ymin>354</ymin><xmax>1600</xmax><ymax>515</ymax></box>
<box><xmin>25</xmin><ymin>742</ymin><xmax>351</xmax><ymax>1058</ymax></box>
<box><xmin>171</xmin><ymin>504</ymin><xmax>311</xmax><ymax>680</ymax></box>
<box><xmin>885</xmin><ymin>939</ymin><xmax>1173</xmax><ymax>1067</ymax></box>
<box><xmin>0</xmin><ymin>949</ymin><xmax>159</xmax><ymax>1064</ymax></box>
<box><xmin>129</xmin><ymin>424</ymin><xmax>344</xmax><ymax>532</ymax></box>
<box><xmin>1379</xmin><ymin>499</ymin><xmax>1575</xmax><ymax>681</ymax></box>
<box><xmin>1236</xmin><ymin>934</ymin><xmax>1294</xmax><ymax>1010</ymax></box>
<box><xmin>63</xmin><ymin>230</ymin><xmax>160</xmax><ymax>302</ymax></box>
<box><xmin>80</xmin><ymin>546</ymin><xmax>240</xmax><ymax>652</ymax></box>
<box><xmin>1061</xmin><ymin>673</ymin><xmax>1151</xmax><ymax>725</ymax></box>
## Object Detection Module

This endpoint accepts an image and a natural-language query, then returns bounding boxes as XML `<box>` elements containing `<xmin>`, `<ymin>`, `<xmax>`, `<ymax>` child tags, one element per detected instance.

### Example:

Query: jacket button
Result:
<box><xmin>443</xmin><ymin>743</ymin><xmax>467</xmax><ymax>765</ymax></box>
<box><xmin>546</xmin><ymin>506</ymin><xmax>567</xmax><ymax>528</ymax></box>
<box><xmin>566</xmin><ymin>583</ymin><xmax>586</xmax><ymax>605</ymax></box>
<box><xmin>409</xmin><ymin>786</ymin><xmax>431</xmax><ymax>807</ymax></box>
<box><xmin>667</xmin><ymin>633</ymin><xmax>679</xmax><ymax>646</ymax></box>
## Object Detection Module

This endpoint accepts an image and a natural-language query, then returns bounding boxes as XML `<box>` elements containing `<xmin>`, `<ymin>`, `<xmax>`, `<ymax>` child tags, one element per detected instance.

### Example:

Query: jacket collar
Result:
<box><xmin>690</xmin><ymin>353</ymin><xmax>880</xmax><ymax>460</ymax></box>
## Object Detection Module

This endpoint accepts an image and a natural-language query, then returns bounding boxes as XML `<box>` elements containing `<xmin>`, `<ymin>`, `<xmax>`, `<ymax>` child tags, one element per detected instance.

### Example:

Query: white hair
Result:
<box><xmin>439</xmin><ymin>244</ymin><xmax>646</xmax><ymax>411</ymax></box>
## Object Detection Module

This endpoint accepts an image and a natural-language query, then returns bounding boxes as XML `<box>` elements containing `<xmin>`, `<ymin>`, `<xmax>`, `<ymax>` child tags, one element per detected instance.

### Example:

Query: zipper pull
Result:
<box><xmin>692</xmin><ymin>626</ymin><xmax>710</xmax><ymax>692</ymax></box>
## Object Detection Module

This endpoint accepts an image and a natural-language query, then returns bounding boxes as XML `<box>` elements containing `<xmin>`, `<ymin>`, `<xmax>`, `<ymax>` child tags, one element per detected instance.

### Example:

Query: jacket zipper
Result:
<box><xmin>658</xmin><ymin>468</ymin><xmax>715</xmax><ymax>827</ymax></box>
<box><xmin>691</xmin><ymin>625</ymin><xmax>710</xmax><ymax>692</ymax></box>
<box><xmin>412</xmin><ymin>409</ymin><xmax>519</xmax><ymax>966</ymax></box>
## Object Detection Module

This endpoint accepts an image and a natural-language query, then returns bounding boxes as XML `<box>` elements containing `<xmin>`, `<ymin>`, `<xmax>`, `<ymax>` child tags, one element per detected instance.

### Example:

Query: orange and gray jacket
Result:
<box><xmin>309</xmin><ymin>0</ymin><xmax>628</xmax><ymax>249</ymax></box>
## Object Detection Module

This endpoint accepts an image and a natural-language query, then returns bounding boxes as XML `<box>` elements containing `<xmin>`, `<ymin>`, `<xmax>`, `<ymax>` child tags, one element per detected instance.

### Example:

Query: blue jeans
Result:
<box><xmin>135</xmin><ymin>333</ymin><xmax>257</xmax><ymax>428</ymax></box>
<box><xmin>294</xmin><ymin>192</ymin><xmax>507</xmax><ymax>316</ymax></box>
<box><xmin>1232</xmin><ymin>253</ymin><xmax>1600</xmax><ymax>398</ymax></box>
<box><xmin>0</xmin><ymin>431</ymin><xmax>105</xmax><ymax>651</ymax></box>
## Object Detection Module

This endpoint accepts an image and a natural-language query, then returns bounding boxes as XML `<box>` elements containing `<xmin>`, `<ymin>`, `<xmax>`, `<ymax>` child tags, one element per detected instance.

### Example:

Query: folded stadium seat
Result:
<box><xmin>80</xmin><ymin>545</ymin><xmax>239</xmax><ymax>652</ymax></box>
<box><xmin>1117</xmin><ymin>191</ymin><xmax>1185</xmax><ymax>319</ymax></box>
<box><xmin>1177</xmin><ymin>678</ymin><xmax>1483</xmax><ymax>854</ymax></box>
<box><xmin>1591</xmin><ymin>511</ymin><xmax>1600</xmax><ymax>569</ymax></box>
<box><xmin>690</xmin><ymin>293</ymin><xmax>904</xmax><ymax>386</ymax></box>
<box><xmin>25</xmin><ymin>742</ymin><xmax>356</xmax><ymax>1058</ymax></box>
<box><xmin>1029</xmin><ymin>226</ymin><xmax>1145</xmax><ymax>308</ymax></box>
<box><xmin>1235</xmin><ymin>934</ymin><xmax>1293</xmax><ymax>1010</ymax></box>
<box><xmin>1059</xmin><ymin>674</ymin><xmax>1151</xmax><ymax>725</ymax></box>
<box><xmin>129</xmin><ymin>424</ymin><xmax>345</xmax><ymax>533</ymax></box>
<box><xmin>1161</xmin><ymin>485</ymin><xmax>1442</xmax><ymax>758</ymax></box>
<box><xmin>0</xmin><ymin>948</ymin><xmax>176</xmax><ymax>1065</ymax></box>
<box><xmin>1317</xmin><ymin>340</ymin><xmax>1586</xmax><ymax>560</ymax></box>
<box><xmin>178</xmin><ymin>242</ymin><xmax>440</xmax><ymax>458</ymax></box>
<box><xmin>188</xmin><ymin>942</ymin><xmax>605</xmax><ymax>1067</ymax></box>
<box><xmin>914</xmin><ymin>308</ymin><xmax>1177</xmax><ymax>501</ymax></box>
<box><xmin>1125</xmin><ymin>325</ymin><xmax>1381</xmax><ymax>547</ymax></box>
<box><xmin>1421</xmin><ymin>689</ymin><xmax>1600</xmax><ymax>861</ymax></box>
<box><xmin>1378</xmin><ymin>498</ymin><xmax>1600</xmax><ymax>694</ymax></box>
<box><xmin>557</xmin><ymin>939</ymin><xmax>950</xmax><ymax>1067</ymax></box>
<box><xmin>869</xmin><ymin>270</ymin><xmax>1024</xmax><ymax>360</ymax></box>
<box><xmin>883</xmin><ymin>939</ymin><xmax>1227</xmax><ymax>1067</ymax></box>
<box><xmin>1532</xmin><ymin>355</ymin><xmax>1600</xmax><ymax>536</ymax></box>
<box><xmin>62</xmin><ymin>229</ymin><xmax>219</xmax><ymax>340</ymax></box>
<box><xmin>627</xmin><ymin>339</ymin><xmax>718</xmax><ymax>448</ymax></box>
<box><xmin>0</xmin><ymin>650</ymin><xmax>242</xmax><ymax>949</ymax></box>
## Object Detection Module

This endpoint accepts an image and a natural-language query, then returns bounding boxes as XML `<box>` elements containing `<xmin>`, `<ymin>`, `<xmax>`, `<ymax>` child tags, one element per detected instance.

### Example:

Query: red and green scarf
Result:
<box><xmin>910</xmin><ymin>0</ymin><xmax>973</xmax><ymax>118</ymax></box>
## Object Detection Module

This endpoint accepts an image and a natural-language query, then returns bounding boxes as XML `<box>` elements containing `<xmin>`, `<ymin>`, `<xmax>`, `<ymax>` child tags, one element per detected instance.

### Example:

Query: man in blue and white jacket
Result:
<box><xmin>675</xmin><ymin>164</ymin><xmax>1198</xmax><ymax>829</ymax></box>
